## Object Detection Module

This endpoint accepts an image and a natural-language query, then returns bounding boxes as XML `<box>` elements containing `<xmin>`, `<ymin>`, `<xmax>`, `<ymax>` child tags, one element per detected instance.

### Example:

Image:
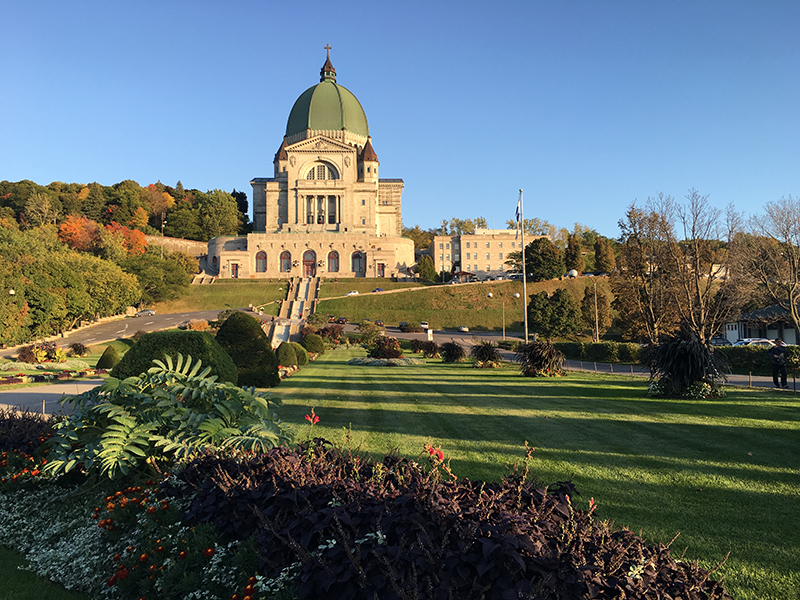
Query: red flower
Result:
<box><xmin>203</xmin><ymin>547</ymin><xmax>215</xmax><ymax>558</ymax></box>
<box><xmin>305</xmin><ymin>408</ymin><xmax>319</xmax><ymax>425</ymax></box>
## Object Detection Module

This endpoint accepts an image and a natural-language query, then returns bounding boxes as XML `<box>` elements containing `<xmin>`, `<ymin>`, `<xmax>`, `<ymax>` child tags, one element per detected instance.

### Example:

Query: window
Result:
<box><xmin>305</xmin><ymin>163</ymin><xmax>338</xmax><ymax>180</ymax></box>
<box><xmin>440</xmin><ymin>255</ymin><xmax>444</xmax><ymax>261</ymax></box>
<box><xmin>352</xmin><ymin>251</ymin><xmax>365</xmax><ymax>273</ymax></box>
<box><xmin>280</xmin><ymin>251</ymin><xmax>291</xmax><ymax>272</ymax></box>
<box><xmin>486</xmin><ymin>253</ymin><xmax>490</xmax><ymax>260</ymax></box>
<box><xmin>466</xmin><ymin>265</ymin><xmax>471</xmax><ymax>271</ymax></box>
<box><xmin>328</xmin><ymin>251</ymin><xmax>339</xmax><ymax>272</ymax></box>
<box><xmin>446</xmin><ymin>254</ymin><xmax>450</xmax><ymax>260</ymax></box>
<box><xmin>499</xmin><ymin>252</ymin><xmax>503</xmax><ymax>260</ymax></box>
<box><xmin>255</xmin><ymin>251</ymin><xmax>267</xmax><ymax>273</ymax></box>
<box><xmin>466</xmin><ymin>242</ymin><xmax>470</xmax><ymax>248</ymax></box>
<box><xmin>439</xmin><ymin>243</ymin><xmax>444</xmax><ymax>249</ymax></box>
<box><xmin>362</xmin><ymin>199</ymin><xmax>366</xmax><ymax>205</ymax></box>
<box><xmin>486</xmin><ymin>242</ymin><xmax>490</xmax><ymax>248</ymax></box>
<box><xmin>446</xmin><ymin>243</ymin><xmax>450</xmax><ymax>249</ymax></box>
<box><xmin>486</xmin><ymin>265</ymin><xmax>491</xmax><ymax>271</ymax></box>
<box><xmin>498</xmin><ymin>242</ymin><xmax>503</xmax><ymax>248</ymax></box>
<box><xmin>361</xmin><ymin>218</ymin><xmax>366</xmax><ymax>225</ymax></box>
<box><xmin>473</xmin><ymin>265</ymin><xmax>478</xmax><ymax>271</ymax></box>
<box><xmin>511</xmin><ymin>242</ymin><xmax>516</xmax><ymax>248</ymax></box>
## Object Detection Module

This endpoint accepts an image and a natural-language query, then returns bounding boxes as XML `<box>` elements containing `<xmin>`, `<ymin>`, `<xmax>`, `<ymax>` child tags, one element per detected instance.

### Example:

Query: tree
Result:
<box><xmin>197</xmin><ymin>189</ymin><xmax>241</xmax><ymax>238</ymax></box>
<box><xmin>611</xmin><ymin>200</ymin><xmax>678</xmax><ymax>343</ymax></box>
<box><xmin>216</xmin><ymin>311</ymin><xmax>279</xmax><ymax>387</ymax></box>
<box><xmin>402</xmin><ymin>225</ymin><xmax>435</xmax><ymax>250</ymax></box>
<box><xmin>505</xmin><ymin>217</ymin><xmax>557</xmax><ymax>238</ymax></box>
<box><xmin>231</xmin><ymin>188</ymin><xmax>251</xmax><ymax>233</ymax></box>
<box><xmin>446</xmin><ymin>217</ymin><xmax>488</xmax><ymax>235</ymax></box>
<box><xmin>82</xmin><ymin>182</ymin><xmax>108</xmax><ymax>222</ymax></box>
<box><xmin>120</xmin><ymin>248</ymin><xmax>192</xmax><ymax>304</ymax></box>
<box><xmin>594</xmin><ymin>237</ymin><xmax>616</xmax><ymax>273</ymax></box>
<box><xmin>564</xmin><ymin>234</ymin><xmax>583</xmax><ymax>273</ymax></box>
<box><xmin>526</xmin><ymin>237</ymin><xmax>565</xmax><ymax>282</ymax></box>
<box><xmin>730</xmin><ymin>195</ymin><xmax>800</xmax><ymax>335</ymax></box>
<box><xmin>416</xmin><ymin>255</ymin><xmax>437</xmax><ymax>281</ymax></box>
<box><xmin>58</xmin><ymin>215</ymin><xmax>100</xmax><ymax>252</ymax></box>
<box><xmin>24</xmin><ymin>192</ymin><xmax>61</xmax><ymax>226</ymax></box>
<box><xmin>581</xmin><ymin>284</ymin><xmax>612</xmax><ymax>342</ymax></box>
<box><xmin>165</xmin><ymin>199</ymin><xmax>203</xmax><ymax>240</ymax></box>
<box><xmin>528</xmin><ymin>289</ymin><xmax>583</xmax><ymax>341</ymax></box>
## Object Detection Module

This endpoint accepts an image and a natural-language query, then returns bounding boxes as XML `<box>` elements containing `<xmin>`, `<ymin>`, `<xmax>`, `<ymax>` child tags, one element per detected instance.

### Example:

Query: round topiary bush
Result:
<box><xmin>290</xmin><ymin>342</ymin><xmax>309</xmax><ymax>366</ymax></box>
<box><xmin>276</xmin><ymin>342</ymin><xmax>298</xmax><ymax>368</ymax></box>
<box><xmin>215</xmin><ymin>311</ymin><xmax>279</xmax><ymax>388</ymax></box>
<box><xmin>111</xmin><ymin>331</ymin><xmax>237</xmax><ymax>384</ymax></box>
<box><xmin>301</xmin><ymin>333</ymin><xmax>325</xmax><ymax>355</ymax></box>
<box><xmin>96</xmin><ymin>345</ymin><xmax>121</xmax><ymax>369</ymax></box>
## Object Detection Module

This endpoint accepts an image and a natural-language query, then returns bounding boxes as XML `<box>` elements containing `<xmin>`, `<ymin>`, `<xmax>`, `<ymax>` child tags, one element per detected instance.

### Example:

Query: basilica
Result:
<box><xmin>208</xmin><ymin>50</ymin><xmax>414</xmax><ymax>279</ymax></box>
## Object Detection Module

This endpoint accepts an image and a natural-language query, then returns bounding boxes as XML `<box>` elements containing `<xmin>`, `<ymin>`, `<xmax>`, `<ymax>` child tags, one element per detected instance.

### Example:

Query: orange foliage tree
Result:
<box><xmin>104</xmin><ymin>222</ymin><xmax>147</xmax><ymax>256</ymax></box>
<box><xmin>59</xmin><ymin>215</ymin><xmax>101</xmax><ymax>252</ymax></box>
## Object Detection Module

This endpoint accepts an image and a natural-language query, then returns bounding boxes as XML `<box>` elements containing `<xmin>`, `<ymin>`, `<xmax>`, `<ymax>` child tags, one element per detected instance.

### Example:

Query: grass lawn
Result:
<box><xmin>0</xmin><ymin>546</ymin><xmax>88</xmax><ymax>600</ymax></box>
<box><xmin>274</xmin><ymin>348</ymin><xmax>800</xmax><ymax>600</ymax></box>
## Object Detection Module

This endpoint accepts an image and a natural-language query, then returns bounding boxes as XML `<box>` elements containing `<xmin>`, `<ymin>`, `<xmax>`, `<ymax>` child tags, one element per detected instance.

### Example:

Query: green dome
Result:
<box><xmin>285</xmin><ymin>57</ymin><xmax>369</xmax><ymax>138</ymax></box>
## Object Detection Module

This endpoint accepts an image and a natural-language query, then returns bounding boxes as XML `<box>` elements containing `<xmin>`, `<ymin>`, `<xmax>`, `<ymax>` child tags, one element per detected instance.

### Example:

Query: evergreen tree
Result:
<box><xmin>594</xmin><ymin>237</ymin><xmax>616</xmax><ymax>273</ymax></box>
<box><xmin>215</xmin><ymin>311</ymin><xmax>279</xmax><ymax>387</ymax></box>
<box><xmin>565</xmin><ymin>234</ymin><xmax>583</xmax><ymax>273</ymax></box>
<box><xmin>416</xmin><ymin>255</ymin><xmax>438</xmax><ymax>281</ymax></box>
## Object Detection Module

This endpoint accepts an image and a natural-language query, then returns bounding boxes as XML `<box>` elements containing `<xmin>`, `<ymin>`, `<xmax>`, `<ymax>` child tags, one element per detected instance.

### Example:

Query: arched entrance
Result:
<box><xmin>351</xmin><ymin>251</ymin><xmax>366</xmax><ymax>277</ymax></box>
<box><xmin>303</xmin><ymin>250</ymin><xmax>317</xmax><ymax>277</ymax></box>
<box><xmin>255</xmin><ymin>251</ymin><xmax>267</xmax><ymax>273</ymax></box>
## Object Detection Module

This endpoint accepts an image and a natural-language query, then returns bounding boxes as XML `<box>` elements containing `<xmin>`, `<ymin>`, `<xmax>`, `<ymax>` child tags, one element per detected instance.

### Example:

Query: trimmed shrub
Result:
<box><xmin>96</xmin><ymin>345</ymin><xmax>121</xmax><ymax>369</ymax></box>
<box><xmin>215</xmin><ymin>311</ymin><xmax>279</xmax><ymax>388</ymax></box>
<box><xmin>301</xmin><ymin>333</ymin><xmax>325</xmax><ymax>355</ymax></box>
<box><xmin>470</xmin><ymin>340</ymin><xmax>503</xmax><ymax>368</ymax></box>
<box><xmin>306</xmin><ymin>312</ymin><xmax>329</xmax><ymax>326</ymax></box>
<box><xmin>410</xmin><ymin>339</ymin><xmax>425</xmax><ymax>353</ymax></box>
<box><xmin>111</xmin><ymin>331</ymin><xmax>237</xmax><ymax>384</ymax></box>
<box><xmin>290</xmin><ymin>342</ymin><xmax>309</xmax><ymax>366</ymax></box>
<box><xmin>516</xmin><ymin>342</ymin><xmax>565</xmax><ymax>377</ymax></box>
<box><xmin>132</xmin><ymin>330</ymin><xmax>146</xmax><ymax>342</ymax></box>
<box><xmin>276</xmin><ymin>342</ymin><xmax>298</xmax><ymax>368</ymax></box>
<box><xmin>441</xmin><ymin>341</ymin><xmax>466</xmax><ymax>363</ymax></box>
<box><xmin>400</xmin><ymin>321</ymin><xmax>423</xmax><ymax>333</ymax></box>
<box><xmin>554</xmin><ymin>341</ymin><xmax>585</xmax><ymax>359</ymax></box>
<box><xmin>0</xmin><ymin>407</ymin><xmax>52</xmax><ymax>453</ymax></box>
<box><xmin>617</xmin><ymin>342</ymin><xmax>643</xmax><ymax>364</ymax></box>
<box><xmin>319</xmin><ymin>324</ymin><xmax>344</xmax><ymax>341</ymax></box>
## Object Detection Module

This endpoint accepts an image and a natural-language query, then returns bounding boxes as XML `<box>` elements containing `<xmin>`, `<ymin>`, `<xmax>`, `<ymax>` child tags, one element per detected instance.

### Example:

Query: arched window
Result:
<box><xmin>255</xmin><ymin>251</ymin><xmax>267</xmax><ymax>273</ymax></box>
<box><xmin>351</xmin><ymin>251</ymin><xmax>365</xmax><ymax>274</ymax></box>
<box><xmin>303</xmin><ymin>250</ymin><xmax>316</xmax><ymax>278</ymax></box>
<box><xmin>280</xmin><ymin>251</ymin><xmax>291</xmax><ymax>273</ymax></box>
<box><xmin>305</xmin><ymin>162</ymin><xmax>339</xmax><ymax>180</ymax></box>
<box><xmin>328</xmin><ymin>251</ymin><xmax>339</xmax><ymax>272</ymax></box>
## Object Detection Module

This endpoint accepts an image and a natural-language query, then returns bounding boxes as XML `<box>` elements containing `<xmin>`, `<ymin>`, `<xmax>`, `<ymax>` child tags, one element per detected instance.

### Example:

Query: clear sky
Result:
<box><xmin>1</xmin><ymin>1</ymin><xmax>798</xmax><ymax>238</ymax></box>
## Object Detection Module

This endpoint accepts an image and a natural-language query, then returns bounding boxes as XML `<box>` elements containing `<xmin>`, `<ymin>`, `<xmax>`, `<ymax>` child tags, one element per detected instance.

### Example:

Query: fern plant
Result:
<box><xmin>647</xmin><ymin>336</ymin><xmax>729</xmax><ymax>398</ymax></box>
<box><xmin>44</xmin><ymin>354</ymin><xmax>294</xmax><ymax>480</ymax></box>
<box><xmin>441</xmin><ymin>342</ymin><xmax>466</xmax><ymax>363</ymax></box>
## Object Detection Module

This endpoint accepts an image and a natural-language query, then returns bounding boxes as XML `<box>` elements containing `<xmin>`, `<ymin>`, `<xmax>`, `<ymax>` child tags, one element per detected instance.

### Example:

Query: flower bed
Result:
<box><xmin>347</xmin><ymin>357</ymin><xmax>424</xmax><ymax>367</ymax></box>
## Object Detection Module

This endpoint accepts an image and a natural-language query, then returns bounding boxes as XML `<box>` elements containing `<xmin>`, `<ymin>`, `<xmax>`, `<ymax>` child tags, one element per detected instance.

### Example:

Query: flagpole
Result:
<box><xmin>519</xmin><ymin>189</ymin><xmax>529</xmax><ymax>344</ymax></box>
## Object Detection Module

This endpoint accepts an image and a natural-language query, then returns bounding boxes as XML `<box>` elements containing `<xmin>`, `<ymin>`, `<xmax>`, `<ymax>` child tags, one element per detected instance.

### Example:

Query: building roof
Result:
<box><xmin>739</xmin><ymin>304</ymin><xmax>793</xmax><ymax>324</ymax></box>
<box><xmin>361</xmin><ymin>137</ymin><xmax>378</xmax><ymax>162</ymax></box>
<box><xmin>285</xmin><ymin>54</ymin><xmax>369</xmax><ymax>138</ymax></box>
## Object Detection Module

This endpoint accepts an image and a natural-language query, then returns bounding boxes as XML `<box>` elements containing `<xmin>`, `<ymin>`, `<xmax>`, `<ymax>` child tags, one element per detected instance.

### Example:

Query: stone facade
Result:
<box><xmin>430</xmin><ymin>229</ymin><xmax>545</xmax><ymax>280</ymax></box>
<box><xmin>209</xmin><ymin>52</ymin><xmax>414</xmax><ymax>280</ymax></box>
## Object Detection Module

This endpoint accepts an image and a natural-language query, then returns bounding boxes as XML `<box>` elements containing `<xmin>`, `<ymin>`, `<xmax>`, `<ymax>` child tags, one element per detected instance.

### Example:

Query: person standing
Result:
<box><xmin>768</xmin><ymin>338</ymin><xmax>788</xmax><ymax>389</ymax></box>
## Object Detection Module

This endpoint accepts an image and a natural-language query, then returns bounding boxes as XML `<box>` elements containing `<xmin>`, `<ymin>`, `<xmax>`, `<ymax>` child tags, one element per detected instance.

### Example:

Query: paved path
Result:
<box><xmin>0</xmin><ymin>380</ymin><xmax>104</xmax><ymax>416</ymax></box>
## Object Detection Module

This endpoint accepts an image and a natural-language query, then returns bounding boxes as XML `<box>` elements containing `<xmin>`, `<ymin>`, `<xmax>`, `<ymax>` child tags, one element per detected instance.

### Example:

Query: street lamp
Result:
<box><xmin>8</xmin><ymin>289</ymin><xmax>14</xmax><ymax>296</ymax></box>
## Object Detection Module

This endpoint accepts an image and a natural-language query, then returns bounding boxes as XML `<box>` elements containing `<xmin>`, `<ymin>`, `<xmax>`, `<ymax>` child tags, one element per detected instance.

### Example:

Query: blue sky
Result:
<box><xmin>1</xmin><ymin>1</ymin><xmax>798</xmax><ymax>238</ymax></box>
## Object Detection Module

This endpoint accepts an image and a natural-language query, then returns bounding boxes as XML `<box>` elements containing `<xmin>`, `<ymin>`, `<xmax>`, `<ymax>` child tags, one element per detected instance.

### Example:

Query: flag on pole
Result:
<box><xmin>515</xmin><ymin>194</ymin><xmax>521</xmax><ymax>239</ymax></box>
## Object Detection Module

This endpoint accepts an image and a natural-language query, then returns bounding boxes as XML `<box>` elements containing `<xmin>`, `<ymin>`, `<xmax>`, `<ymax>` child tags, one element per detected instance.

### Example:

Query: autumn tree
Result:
<box><xmin>611</xmin><ymin>200</ymin><xmax>678</xmax><ymax>343</ymax></box>
<box><xmin>594</xmin><ymin>237</ymin><xmax>616</xmax><ymax>273</ymax></box>
<box><xmin>59</xmin><ymin>215</ymin><xmax>100</xmax><ymax>252</ymax></box>
<box><xmin>581</xmin><ymin>284</ymin><xmax>612</xmax><ymax>342</ymax></box>
<box><xmin>402</xmin><ymin>225</ymin><xmax>435</xmax><ymax>250</ymax></box>
<box><xmin>729</xmin><ymin>195</ymin><xmax>800</xmax><ymax>335</ymax></box>
<box><xmin>24</xmin><ymin>192</ymin><xmax>61</xmax><ymax>226</ymax></box>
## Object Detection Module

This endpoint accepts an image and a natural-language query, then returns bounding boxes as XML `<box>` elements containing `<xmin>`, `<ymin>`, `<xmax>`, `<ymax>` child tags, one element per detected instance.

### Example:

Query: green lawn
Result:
<box><xmin>274</xmin><ymin>348</ymin><xmax>800</xmax><ymax>600</ymax></box>
<box><xmin>0</xmin><ymin>546</ymin><xmax>88</xmax><ymax>600</ymax></box>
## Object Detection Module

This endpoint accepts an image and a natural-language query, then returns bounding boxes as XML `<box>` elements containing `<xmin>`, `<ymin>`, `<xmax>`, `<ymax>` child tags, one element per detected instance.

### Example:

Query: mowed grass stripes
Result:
<box><xmin>274</xmin><ymin>348</ymin><xmax>800</xmax><ymax>600</ymax></box>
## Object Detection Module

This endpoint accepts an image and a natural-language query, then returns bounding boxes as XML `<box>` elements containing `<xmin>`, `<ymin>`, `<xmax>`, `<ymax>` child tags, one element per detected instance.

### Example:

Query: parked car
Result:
<box><xmin>336</xmin><ymin>317</ymin><xmax>348</xmax><ymax>324</ymax></box>
<box><xmin>134</xmin><ymin>309</ymin><xmax>156</xmax><ymax>317</ymax></box>
<box><xmin>345</xmin><ymin>290</ymin><xmax>359</xmax><ymax>296</ymax></box>
<box><xmin>709</xmin><ymin>336</ymin><xmax>731</xmax><ymax>346</ymax></box>
<box><xmin>458</xmin><ymin>326</ymin><xmax>469</xmax><ymax>332</ymax></box>
<box><xmin>398</xmin><ymin>321</ymin><xmax>408</xmax><ymax>329</ymax></box>
<box><xmin>372</xmin><ymin>287</ymin><xmax>384</xmax><ymax>293</ymax></box>
<box><xmin>328</xmin><ymin>315</ymin><xmax>336</xmax><ymax>323</ymax></box>
<box><xmin>375</xmin><ymin>319</ymin><xmax>384</xmax><ymax>327</ymax></box>
<box><xmin>733</xmin><ymin>338</ymin><xmax>774</xmax><ymax>347</ymax></box>
<box><xmin>420</xmin><ymin>321</ymin><xmax>429</xmax><ymax>331</ymax></box>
